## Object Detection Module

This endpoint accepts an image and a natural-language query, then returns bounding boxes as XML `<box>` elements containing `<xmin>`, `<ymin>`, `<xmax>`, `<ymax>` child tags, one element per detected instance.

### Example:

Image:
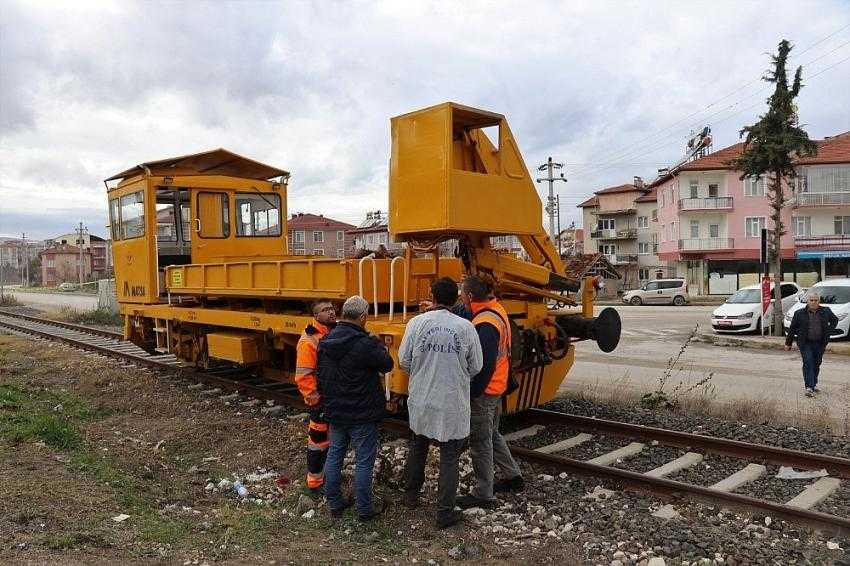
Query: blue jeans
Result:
<box><xmin>799</xmin><ymin>342</ymin><xmax>826</xmax><ymax>390</ymax></box>
<box><xmin>324</xmin><ymin>422</ymin><xmax>379</xmax><ymax>516</ymax></box>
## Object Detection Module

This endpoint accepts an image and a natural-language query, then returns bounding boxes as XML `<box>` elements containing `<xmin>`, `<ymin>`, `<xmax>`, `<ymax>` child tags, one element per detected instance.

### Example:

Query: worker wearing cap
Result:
<box><xmin>295</xmin><ymin>300</ymin><xmax>337</xmax><ymax>495</ymax></box>
<box><xmin>456</xmin><ymin>275</ymin><xmax>524</xmax><ymax>509</ymax></box>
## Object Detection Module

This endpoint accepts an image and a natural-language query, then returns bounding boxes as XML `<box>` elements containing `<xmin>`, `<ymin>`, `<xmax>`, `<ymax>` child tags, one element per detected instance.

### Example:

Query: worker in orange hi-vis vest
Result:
<box><xmin>295</xmin><ymin>300</ymin><xmax>337</xmax><ymax>495</ymax></box>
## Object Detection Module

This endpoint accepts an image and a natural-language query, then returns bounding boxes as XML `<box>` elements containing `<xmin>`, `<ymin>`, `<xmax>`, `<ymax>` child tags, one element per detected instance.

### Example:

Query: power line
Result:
<box><xmin>564</xmin><ymin>28</ymin><xmax>850</xmax><ymax>180</ymax></box>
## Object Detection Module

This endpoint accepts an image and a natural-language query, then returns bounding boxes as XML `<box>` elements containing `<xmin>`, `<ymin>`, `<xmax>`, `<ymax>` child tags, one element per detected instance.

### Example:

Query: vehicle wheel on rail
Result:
<box><xmin>673</xmin><ymin>295</ymin><xmax>686</xmax><ymax>306</ymax></box>
<box><xmin>630</xmin><ymin>296</ymin><xmax>642</xmax><ymax>306</ymax></box>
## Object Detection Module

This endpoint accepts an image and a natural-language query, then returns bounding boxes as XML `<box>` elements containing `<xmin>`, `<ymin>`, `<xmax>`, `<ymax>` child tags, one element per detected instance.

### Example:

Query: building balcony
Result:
<box><xmin>604</xmin><ymin>253</ymin><xmax>637</xmax><ymax>265</ymax></box>
<box><xmin>793</xmin><ymin>192</ymin><xmax>850</xmax><ymax>207</ymax></box>
<box><xmin>678</xmin><ymin>197</ymin><xmax>734</xmax><ymax>211</ymax></box>
<box><xmin>592</xmin><ymin>208</ymin><xmax>637</xmax><ymax>216</ymax></box>
<box><xmin>795</xmin><ymin>234</ymin><xmax>850</xmax><ymax>249</ymax></box>
<box><xmin>678</xmin><ymin>238</ymin><xmax>735</xmax><ymax>251</ymax></box>
<box><xmin>590</xmin><ymin>228</ymin><xmax>637</xmax><ymax>240</ymax></box>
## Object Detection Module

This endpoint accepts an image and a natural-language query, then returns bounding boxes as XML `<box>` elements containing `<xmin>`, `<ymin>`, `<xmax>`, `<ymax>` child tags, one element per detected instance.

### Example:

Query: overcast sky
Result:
<box><xmin>1</xmin><ymin>1</ymin><xmax>849</xmax><ymax>240</ymax></box>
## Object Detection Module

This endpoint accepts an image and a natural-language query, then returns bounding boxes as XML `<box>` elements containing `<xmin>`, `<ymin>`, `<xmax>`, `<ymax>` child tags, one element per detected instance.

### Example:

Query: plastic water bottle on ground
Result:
<box><xmin>233</xmin><ymin>481</ymin><xmax>249</xmax><ymax>498</ymax></box>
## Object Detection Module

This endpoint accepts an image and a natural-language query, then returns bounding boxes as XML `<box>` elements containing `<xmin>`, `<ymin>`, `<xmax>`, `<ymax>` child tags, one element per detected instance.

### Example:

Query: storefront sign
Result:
<box><xmin>797</xmin><ymin>251</ymin><xmax>850</xmax><ymax>259</ymax></box>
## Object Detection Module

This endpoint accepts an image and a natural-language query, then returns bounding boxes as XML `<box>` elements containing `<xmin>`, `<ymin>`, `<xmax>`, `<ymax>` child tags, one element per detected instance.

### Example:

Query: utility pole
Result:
<box><xmin>21</xmin><ymin>232</ymin><xmax>28</xmax><ymax>287</ymax></box>
<box><xmin>77</xmin><ymin>222</ymin><xmax>88</xmax><ymax>286</ymax></box>
<box><xmin>555</xmin><ymin>194</ymin><xmax>562</xmax><ymax>255</ymax></box>
<box><xmin>535</xmin><ymin>157</ymin><xmax>567</xmax><ymax>245</ymax></box>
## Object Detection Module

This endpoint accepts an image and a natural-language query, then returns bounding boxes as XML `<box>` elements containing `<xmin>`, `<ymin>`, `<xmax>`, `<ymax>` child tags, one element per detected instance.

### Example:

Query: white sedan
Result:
<box><xmin>712</xmin><ymin>282</ymin><xmax>802</xmax><ymax>334</ymax></box>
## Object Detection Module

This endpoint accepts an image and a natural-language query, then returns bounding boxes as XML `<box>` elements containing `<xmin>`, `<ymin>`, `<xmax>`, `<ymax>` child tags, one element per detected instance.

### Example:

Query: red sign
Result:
<box><xmin>761</xmin><ymin>276</ymin><xmax>771</xmax><ymax>315</ymax></box>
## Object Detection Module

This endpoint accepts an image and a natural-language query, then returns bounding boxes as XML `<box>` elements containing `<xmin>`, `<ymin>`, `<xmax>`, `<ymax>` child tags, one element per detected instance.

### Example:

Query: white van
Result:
<box><xmin>622</xmin><ymin>279</ymin><xmax>689</xmax><ymax>306</ymax></box>
<box><xmin>783</xmin><ymin>278</ymin><xmax>850</xmax><ymax>339</ymax></box>
<box><xmin>711</xmin><ymin>281</ymin><xmax>802</xmax><ymax>333</ymax></box>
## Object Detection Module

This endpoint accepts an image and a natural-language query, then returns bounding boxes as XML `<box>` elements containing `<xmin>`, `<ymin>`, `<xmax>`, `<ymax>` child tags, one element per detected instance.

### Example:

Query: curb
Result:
<box><xmin>695</xmin><ymin>332</ymin><xmax>850</xmax><ymax>356</ymax></box>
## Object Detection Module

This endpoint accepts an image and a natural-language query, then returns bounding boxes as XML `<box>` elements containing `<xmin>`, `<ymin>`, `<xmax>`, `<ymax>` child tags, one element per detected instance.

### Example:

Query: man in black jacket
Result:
<box><xmin>317</xmin><ymin>295</ymin><xmax>394</xmax><ymax>520</ymax></box>
<box><xmin>785</xmin><ymin>293</ymin><xmax>838</xmax><ymax>397</ymax></box>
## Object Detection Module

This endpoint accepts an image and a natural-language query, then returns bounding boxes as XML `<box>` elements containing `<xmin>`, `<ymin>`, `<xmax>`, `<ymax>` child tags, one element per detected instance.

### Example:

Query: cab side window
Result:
<box><xmin>235</xmin><ymin>193</ymin><xmax>281</xmax><ymax>237</ymax></box>
<box><xmin>645</xmin><ymin>282</ymin><xmax>659</xmax><ymax>291</ymax></box>
<box><xmin>197</xmin><ymin>192</ymin><xmax>230</xmax><ymax>238</ymax></box>
<box><xmin>120</xmin><ymin>191</ymin><xmax>145</xmax><ymax>239</ymax></box>
<box><xmin>109</xmin><ymin>198</ymin><xmax>121</xmax><ymax>241</ymax></box>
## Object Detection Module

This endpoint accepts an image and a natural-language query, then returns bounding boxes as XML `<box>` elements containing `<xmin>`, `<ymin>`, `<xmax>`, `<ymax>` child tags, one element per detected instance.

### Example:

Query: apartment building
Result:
<box><xmin>1</xmin><ymin>237</ymin><xmax>49</xmax><ymax>284</ymax></box>
<box><xmin>286</xmin><ymin>213</ymin><xmax>356</xmax><ymax>258</ymax></box>
<box><xmin>41</xmin><ymin>244</ymin><xmax>92</xmax><ymax>287</ymax></box>
<box><xmin>48</xmin><ymin>232</ymin><xmax>111</xmax><ymax>279</ymax></box>
<box><xmin>653</xmin><ymin>132</ymin><xmax>850</xmax><ymax>294</ymax></box>
<box><xmin>348</xmin><ymin>210</ymin><xmax>404</xmax><ymax>254</ymax></box>
<box><xmin>578</xmin><ymin>179</ymin><xmax>663</xmax><ymax>289</ymax></box>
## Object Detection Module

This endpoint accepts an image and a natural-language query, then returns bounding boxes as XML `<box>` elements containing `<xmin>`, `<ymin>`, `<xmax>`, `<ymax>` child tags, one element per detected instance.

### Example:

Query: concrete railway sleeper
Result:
<box><xmin>1</xmin><ymin>312</ymin><xmax>848</xmax><ymax>537</ymax></box>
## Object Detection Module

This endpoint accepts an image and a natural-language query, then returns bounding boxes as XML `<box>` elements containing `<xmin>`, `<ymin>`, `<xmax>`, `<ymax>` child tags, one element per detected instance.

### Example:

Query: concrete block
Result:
<box><xmin>503</xmin><ymin>425</ymin><xmax>545</xmax><ymax>442</ymax></box>
<box><xmin>586</xmin><ymin>442</ymin><xmax>645</xmax><ymax>466</ymax></box>
<box><xmin>535</xmin><ymin>433</ymin><xmax>593</xmax><ymax>454</ymax></box>
<box><xmin>645</xmin><ymin>452</ymin><xmax>704</xmax><ymax>478</ymax></box>
<box><xmin>710</xmin><ymin>463</ymin><xmax>766</xmax><ymax>492</ymax></box>
<box><xmin>785</xmin><ymin>477</ymin><xmax>841</xmax><ymax>509</ymax></box>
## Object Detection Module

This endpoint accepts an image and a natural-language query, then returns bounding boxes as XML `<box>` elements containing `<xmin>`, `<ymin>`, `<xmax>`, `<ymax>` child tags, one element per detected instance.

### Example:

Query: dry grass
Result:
<box><xmin>0</xmin><ymin>294</ymin><xmax>21</xmax><ymax>307</ymax></box>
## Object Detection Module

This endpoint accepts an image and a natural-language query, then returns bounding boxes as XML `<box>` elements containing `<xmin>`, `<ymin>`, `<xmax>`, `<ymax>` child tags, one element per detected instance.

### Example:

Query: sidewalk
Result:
<box><xmin>696</xmin><ymin>331</ymin><xmax>850</xmax><ymax>356</ymax></box>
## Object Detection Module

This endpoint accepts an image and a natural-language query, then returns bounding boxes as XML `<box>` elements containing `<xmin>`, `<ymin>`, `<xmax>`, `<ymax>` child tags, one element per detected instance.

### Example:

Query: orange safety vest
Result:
<box><xmin>471</xmin><ymin>299</ymin><xmax>511</xmax><ymax>396</ymax></box>
<box><xmin>294</xmin><ymin>320</ymin><xmax>331</xmax><ymax>403</ymax></box>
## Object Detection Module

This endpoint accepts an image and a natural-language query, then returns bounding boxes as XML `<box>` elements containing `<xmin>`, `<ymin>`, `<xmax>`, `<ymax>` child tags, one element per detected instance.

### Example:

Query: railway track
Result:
<box><xmin>1</xmin><ymin>309</ymin><xmax>848</xmax><ymax>536</ymax></box>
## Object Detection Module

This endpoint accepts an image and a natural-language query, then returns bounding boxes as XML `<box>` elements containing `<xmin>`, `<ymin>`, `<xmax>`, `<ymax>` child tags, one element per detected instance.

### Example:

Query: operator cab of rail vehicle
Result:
<box><xmin>104</xmin><ymin>103</ymin><xmax>623</xmax><ymax>417</ymax></box>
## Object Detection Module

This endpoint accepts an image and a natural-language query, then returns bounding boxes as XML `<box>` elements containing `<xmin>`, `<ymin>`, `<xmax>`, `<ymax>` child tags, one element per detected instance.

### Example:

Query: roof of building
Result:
<box><xmin>577</xmin><ymin>195</ymin><xmax>599</xmax><ymax>208</ymax></box>
<box><xmin>41</xmin><ymin>244</ymin><xmax>90</xmax><ymax>255</ymax></box>
<box><xmin>562</xmin><ymin>253</ymin><xmax>621</xmax><ymax>280</ymax></box>
<box><xmin>348</xmin><ymin>212</ymin><xmax>389</xmax><ymax>234</ymax></box>
<box><xmin>634</xmin><ymin>187</ymin><xmax>657</xmax><ymax>202</ymax></box>
<box><xmin>595</xmin><ymin>183</ymin><xmax>644</xmax><ymax>195</ymax></box>
<box><xmin>797</xmin><ymin>131</ymin><xmax>850</xmax><ymax>165</ymax></box>
<box><xmin>287</xmin><ymin>213</ymin><xmax>355</xmax><ymax>231</ymax></box>
<box><xmin>105</xmin><ymin>148</ymin><xmax>288</xmax><ymax>182</ymax></box>
<box><xmin>677</xmin><ymin>143</ymin><xmax>745</xmax><ymax>172</ymax></box>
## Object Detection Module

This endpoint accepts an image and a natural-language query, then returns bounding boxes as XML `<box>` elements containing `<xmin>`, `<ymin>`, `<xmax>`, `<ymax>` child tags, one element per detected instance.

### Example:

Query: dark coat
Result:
<box><xmin>316</xmin><ymin>321</ymin><xmax>394</xmax><ymax>425</ymax></box>
<box><xmin>786</xmin><ymin>306</ymin><xmax>839</xmax><ymax>347</ymax></box>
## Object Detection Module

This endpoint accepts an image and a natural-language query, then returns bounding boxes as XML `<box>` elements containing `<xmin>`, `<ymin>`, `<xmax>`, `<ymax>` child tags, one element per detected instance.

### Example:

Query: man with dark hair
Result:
<box><xmin>399</xmin><ymin>277</ymin><xmax>483</xmax><ymax>529</ymax></box>
<box><xmin>785</xmin><ymin>292</ymin><xmax>838</xmax><ymax>397</ymax></box>
<box><xmin>456</xmin><ymin>274</ymin><xmax>524</xmax><ymax>509</ymax></box>
<box><xmin>318</xmin><ymin>295</ymin><xmax>394</xmax><ymax>520</ymax></box>
<box><xmin>294</xmin><ymin>300</ymin><xmax>336</xmax><ymax>495</ymax></box>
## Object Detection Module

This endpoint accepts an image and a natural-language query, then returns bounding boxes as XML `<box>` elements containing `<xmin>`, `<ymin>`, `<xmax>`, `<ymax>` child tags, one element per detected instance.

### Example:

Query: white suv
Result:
<box><xmin>784</xmin><ymin>278</ymin><xmax>850</xmax><ymax>339</ymax></box>
<box><xmin>622</xmin><ymin>279</ymin><xmax>689</xmax><ymax>306</ymax></box>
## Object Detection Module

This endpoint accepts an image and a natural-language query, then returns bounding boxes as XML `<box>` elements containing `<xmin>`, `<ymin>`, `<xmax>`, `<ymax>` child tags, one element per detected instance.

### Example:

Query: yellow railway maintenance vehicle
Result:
<box><xmin>106</xmin><ymin>102</ymin><xmax>621</xmax><ymax>414</ymax></box>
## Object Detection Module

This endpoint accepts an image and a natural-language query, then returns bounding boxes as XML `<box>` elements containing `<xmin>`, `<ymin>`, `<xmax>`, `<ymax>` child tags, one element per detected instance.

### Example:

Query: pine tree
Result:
<box><xmin>730</xmin><ymin>39</ymin><xmax>817</xmax><ymax>335</ymax></box>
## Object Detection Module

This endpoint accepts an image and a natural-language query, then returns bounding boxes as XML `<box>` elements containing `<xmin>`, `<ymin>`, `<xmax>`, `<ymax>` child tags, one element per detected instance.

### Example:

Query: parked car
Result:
<box><xmin>57</xmin><ymin>282</ymin><xmax>78</xmax><ymax>292</ymax></box>
<box><xmin>622</xmin><ymin>278</ymin><xmax>689</xmax><ymax>306</ymax></box>
<box><xmin>711</xmin><ymin>282</ymin><xmax>802</xmax><ymax>333</ymax></box>
<box><xmin>783</xmin><ymin>278</ymin><xmax>850</xmax><ymax>340</ymax></box>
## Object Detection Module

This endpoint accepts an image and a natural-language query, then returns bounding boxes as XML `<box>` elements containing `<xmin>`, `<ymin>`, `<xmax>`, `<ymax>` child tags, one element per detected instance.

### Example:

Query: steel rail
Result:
<box><xmin>0</xmin><ymin>308</ymin><xmax>123</xmax><ymax>340</ymax></box>
<box><xmin>523</xmin><ymin>408</ymin><xmax>850</xmax><ymax>479</ymax></box>
<box><xmin>1</xmin><ymin>314</ymin><xmax>848</xmax><ymax>536</ymax></box>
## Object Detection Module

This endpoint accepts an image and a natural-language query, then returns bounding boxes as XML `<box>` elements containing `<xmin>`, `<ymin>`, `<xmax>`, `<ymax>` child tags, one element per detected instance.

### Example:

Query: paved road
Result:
<box><xmin>563</xmin><ymin>304</ymin><xmax>850</xmax><ymax>428</ymax></box>
<box><xmin>3</xmin><ymin>290</ymin><xmax>98</xmax><ymax>311</ymax></box>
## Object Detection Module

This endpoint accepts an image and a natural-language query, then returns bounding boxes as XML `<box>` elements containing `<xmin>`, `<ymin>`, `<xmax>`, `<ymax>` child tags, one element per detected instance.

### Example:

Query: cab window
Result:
<box><xmin>197</xmin><ymin>192</ymin><xmax>230</xmax><ymax>238</ymax></box>
<box><xmin>645</xmin><ymin>282</ymin><xmax>659</xmax><ymax>291</ymax></box>
<box><xmin>155</xmin><ymin>190</ymin><xmax>177</xmax><ymax>242</ymax></box>
<box><xmin>120</xmin><ymin>191</ymin><xmax>145</xmax><ymax>239</ymax></box>
<box><xmin>236</xmin><ymin>193</ymin><xmax>281</xmax><ymax>237</ymax></box>
<box><xmin>109</xmin><ymin>198</ymin><xmax>121</xmax><ymax>240</ymax></box>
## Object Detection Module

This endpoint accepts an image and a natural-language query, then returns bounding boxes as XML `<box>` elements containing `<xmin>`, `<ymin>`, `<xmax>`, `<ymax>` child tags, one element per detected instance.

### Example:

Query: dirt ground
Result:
<box><xmin>0</xmin><ymin>334</ymin><xmax>584</xmax><ymax>565</ymax></box>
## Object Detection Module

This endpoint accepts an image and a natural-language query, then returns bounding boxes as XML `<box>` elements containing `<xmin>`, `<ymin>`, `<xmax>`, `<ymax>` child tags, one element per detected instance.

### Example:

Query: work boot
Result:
<box><xmin>436</xmin><ymin>510</ymin><xmax>463</xmax><ymax>529</ymax></box>
<box><xmin>402</xmin><ymin>491</ymin><xmax>420</xmax><ymax>509</ymax></box>
<box><xmin>329</xmin><ymin>497</ymin><xmax>353</xmax><ymax>518</ymax></box>
<box><xmin>357</xmin><ymin>498</ymin><xmax>387</xmax><ymax>522</ymax></box>
<box><xmin>493</xmin><ymin>476</ymin><xmax>525</xmax><ymax>493</ymax></box>
<box><xmin>456</xmin><ymin>494</ymin><xmax>497</xmax><ymax>509</ymax></box>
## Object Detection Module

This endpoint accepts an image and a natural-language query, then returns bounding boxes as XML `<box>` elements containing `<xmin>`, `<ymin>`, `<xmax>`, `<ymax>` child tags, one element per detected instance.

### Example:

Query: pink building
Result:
<box><xmin>653</xmin><ymin>133</ymin><xmax>850</xmax><ymax>294</ymax></box>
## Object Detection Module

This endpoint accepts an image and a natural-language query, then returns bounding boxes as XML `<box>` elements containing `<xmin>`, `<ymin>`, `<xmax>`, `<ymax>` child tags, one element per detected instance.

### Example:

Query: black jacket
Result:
<box><xmin>786</xmin><ymin>306</ymin><xmax>839</xmax><ymax>347</ymax></box>
<box><xmin>316</xmin><ymin>321</ymin><xmax>394</xmax><ymax>425</ymax></box>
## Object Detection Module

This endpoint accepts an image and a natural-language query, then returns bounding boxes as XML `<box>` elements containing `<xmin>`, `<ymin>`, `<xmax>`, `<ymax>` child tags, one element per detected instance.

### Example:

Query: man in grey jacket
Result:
<box><xmin>399</xmin><ymin>277</ymin><xmax>483</xmax><ymax>529</ymax></box>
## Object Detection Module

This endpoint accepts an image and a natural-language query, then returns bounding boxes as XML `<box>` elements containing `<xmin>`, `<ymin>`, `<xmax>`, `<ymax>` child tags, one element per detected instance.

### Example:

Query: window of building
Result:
<box><xmin>109</xmin><ymin>199</ymin><xmax>120</xmax><ymax>240</ymax></box>
<box><xmin>745</xmin><ymin>176</ymin><xmax>764</xmax><ymax>197</ymax></box>
<box><xmin>120</xmin><ymin>191</ymin><xmax>145</xmax><ymax>239</ymax></box>
<box><xmin>708</xmin><ymin>184</ymin><xmax>719</xmax><ymax>198</ymax></box>
<box><xmin>709</xmin><ymin>224</ymin><xmax>719</xmax><ymax>238</ymax></box>
<box><xmin>688</xmin><ymin>180</ymin><xmax>698</xmax><ymax>199</ymax></box>
<box><xmin>313</xmin><ymin>248</ymin><xmax>324</xmax><ymax>256</ymax></box>
<box><xmin>835</xmin><ymin>216</ymin><xmax>850</xmax><ymax>235</ymax></box>
<box><xmin>795</xmin><ymin>216</ymin><xmax>811</xmax><ymax>237</ymax></box>
<box><xmin>294</xmin><ymin>248</ymin><xmax>306</xmax><ymax>255</ymax></box>
<box><xmin>313</xmin><ymin>231</ymin><xmax>324</xmax><ymax>243</ymax></box>
<box><xmin>660</xmin><ymin>224</ymin><xmax>665</xmax><ymax>242</ymax></box>
<box><xmin>599</xmin><ymin>218</ymin><xmax>615</xmax><ymax>230</ymax></box>
<box><xmin>638</xmin><ymin>242</ymin><xmax>650</xmax><ymax>255</ymax></box>
<box><xmin>293</xmin><ymin>231</ymin><xmax>305</xmax><ymax>246</ymax></box>
<box><xmin>236</xmin><ymin>193</ymin><xmax>281</xmax><ymax>237</ymax></box>
<box><xmin>745</xmin><ymin>216</ymin><xmax>766</xmax><ymax>238</ymax></box>
<box><xmin>599</xmin><ymin>244</ymin><xmax>617</xmax><ymax>255</ymax></box>
<box><xmin>337</xmin><ymin>248</ymin><xmax>345</xmax><ymax>258</ymax></box>
<box><xmin>639</xmin><ymin>268</ymin><xmax>650</xmax><ymax>281</ymax></box>
<box><xmin>45</xmin><ymin>258</ymin><xmax>55</xmax><ymax>268</ymax></box>
<box><xmin>651</xmin><ymin>209</ymin><xmax>657</xmax><ymax>221</ymax></box>
<box><xmin>689</xmin><ymin>220</ymin><xmax>699</xmax><ymax>239</ymax></box>
<box><xmin>337</xmin><ymin>231</ymin><xmax>344</xmax><ymax>241</ymax></box>
<box><xmin>197</xmin><ymin>192</ymin><xmax>229</xmax><ymax>238</ymax></box>
<box><xmin>805</xmin><ymin>165</ymin><xmax>850</xmax><ymax>193</ymax></box>
<box><xmin>637</xmin><ymin>216</ymin><xmax>648</xmax><ymax>229</ymax></box>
